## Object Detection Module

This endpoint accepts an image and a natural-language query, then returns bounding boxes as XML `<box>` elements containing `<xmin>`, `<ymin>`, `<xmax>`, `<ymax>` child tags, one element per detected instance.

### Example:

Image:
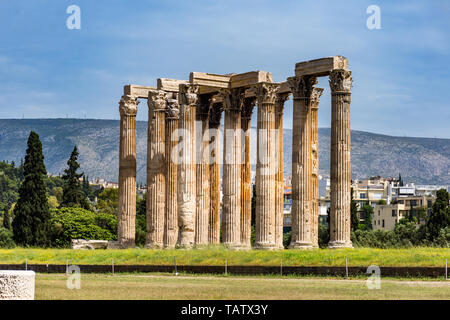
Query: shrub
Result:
<box><xmin>0</xmin><ymin>227</ymin><xmax>15</xmax><ymax>248</ymax></box>
<box><xmin>283</xmin><ymin>231</ymin><xmax>291</xmax><ymax>248</ymax></box>
<box><xmin>318</xmin><ymin>224</ymin><xmax>329</xmax><ymax>248</ymax></box>
<box><xmin>50</xmin><ymin>207</ymin><xmax>116</xmax><ymax>247</ymax></box>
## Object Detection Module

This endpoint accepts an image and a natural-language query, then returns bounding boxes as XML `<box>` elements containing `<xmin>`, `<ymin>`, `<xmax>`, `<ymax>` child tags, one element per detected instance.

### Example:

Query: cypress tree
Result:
<box><xmin>350</xmin><ymin>187</ymin><xmax>359</xmax><ymax>231</ymax></box>
<box><xmin>12</xmin><ymin>131</ymin><xmax>51</xmax><ymax>247</ymax></box>
<box><xmin>426</xmin><ymin>189</ymin><xmax>450</xmax><ymax>240</ymax></box>
<box><xmin>3</xmin><ymin>209</ymin><xmax>11</xmax><ymax>230</ymax></box>
<box><xmin>61</xmin><ymin>146</ymin><xmax>90</xmax><ymax>209</ymax></box>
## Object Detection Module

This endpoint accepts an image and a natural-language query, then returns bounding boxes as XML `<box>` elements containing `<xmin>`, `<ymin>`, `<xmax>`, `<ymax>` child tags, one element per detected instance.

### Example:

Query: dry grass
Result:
<box><xmin>35</xmin><ymin>273</ymin><xmax>450</xmax><ymax>300</ymax></box>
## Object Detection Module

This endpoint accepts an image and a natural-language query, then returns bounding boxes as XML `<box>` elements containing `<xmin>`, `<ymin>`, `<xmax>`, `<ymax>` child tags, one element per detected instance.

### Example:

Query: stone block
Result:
<box><xmin>0</xmin><ymin>271</ymin><xmax>35</xmax><ymax>300</ymax></box>
<box><xmin>230</xmin><ymin>71</ymin><xmax>273</xmax><ymax>89</ymax></box>
<box><xmin>295</xmin><ymin>56</ymin><xmax>348</xmax><ymax>77</ymax></box>
<box><xmin>157</xmin><ymin>78</ymin><xmax>188</xmax><ymax>92</ymax></box>
<box><xmin>71</xmin><ymin>239</ymin><xmax>109</xmax><ymax>250</ymax></box>
<box><xmin>124</xmin><ymin>85</ymin><xmax>156</xmax><ymax>98</ymax></box>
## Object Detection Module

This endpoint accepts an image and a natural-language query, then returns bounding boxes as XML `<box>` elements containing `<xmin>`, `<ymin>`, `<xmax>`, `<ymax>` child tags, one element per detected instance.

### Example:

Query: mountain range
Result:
<box><xmin>0</xmin><ymin>119</ymin><xmax>449</xmax><ymax>185</ymax></box>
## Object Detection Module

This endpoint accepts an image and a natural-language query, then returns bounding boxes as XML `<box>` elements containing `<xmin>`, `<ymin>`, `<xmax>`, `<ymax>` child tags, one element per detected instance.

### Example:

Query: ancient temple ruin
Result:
<box><xmin>117</xmin><ymin>56</ymin><xmax>353</xmax><ymax>250</ymax></box>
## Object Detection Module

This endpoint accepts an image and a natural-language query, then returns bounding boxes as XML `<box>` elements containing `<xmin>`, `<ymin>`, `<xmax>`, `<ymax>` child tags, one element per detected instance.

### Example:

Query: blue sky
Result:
<box><xmin>0</xmin><ymin>0</ymin><xmax>449</xmax><ymax>138</ymax></box>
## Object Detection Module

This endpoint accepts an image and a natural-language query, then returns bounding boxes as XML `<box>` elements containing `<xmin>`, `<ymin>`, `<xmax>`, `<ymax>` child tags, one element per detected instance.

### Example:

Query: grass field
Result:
<box><xmin>0</xmin><ymin>247</ymin><xmax>449</xmax><ymax>267</ymax></box>
<box><xmin>35</xmin><ymin>273</ymin><xmax>450</xmax><ymax>300</ymax></box>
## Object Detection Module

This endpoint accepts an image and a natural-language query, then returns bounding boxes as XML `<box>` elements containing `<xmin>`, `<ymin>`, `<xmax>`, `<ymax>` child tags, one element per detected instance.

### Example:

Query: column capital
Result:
<box><xmin>165</xmin><ymin>97</ymin><xmax>180</xmax><ymax>120</ymax></box>
<box><xmin>311</xmin><ymin>88</ymin><xmax>324</xmax><ymax>110</ymax></box>
<box><xmin>252</xmin><ymin>82</ymin><xmax>279</xmax><ymax>105</ymax></box>
<box><xmin>287</xmin><ymin>75</ymin><xmax>318</xmax><ymax>100</ymax></box>
<box><xmin>209</xmin><ymin>103</ymin><xmax>224</xmax><ymax>126</ymax></box>
<box><xmin>148</xmin><ymin>90</ymin><xmax>167</xmax><ymax>112</ymax></box>
<box><xmin>219</xmin><ymin>88</ymin><xmax>245</xmax><ymax>112</ymax></box>
<box><xmin>179</xmin><ymin>84</ymin><xmax>199</xmax><ymax>106</ymax></box>
<box><xmin>329</xmin><ymin>69</ymin><xmax>352</xmax><ymax>93</ymax></box>
<box><xmin>241</xmin><ymin>97</ymin><xmax>256</xmax><ymax>120</ymax></box>
<box><xmin>119</xmin><ymin>95</ymin><xmax>139</xmax><ymax>116</ymax></box>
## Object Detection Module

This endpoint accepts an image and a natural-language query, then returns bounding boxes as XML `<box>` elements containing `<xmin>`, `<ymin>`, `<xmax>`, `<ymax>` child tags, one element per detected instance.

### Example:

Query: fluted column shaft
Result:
<box><xmin>164</xmin><ymin>94</ymin><xmax>180</xmax><ymax>248</ymax></box>
<box><xmin>208</xmin><ymin>103</ymin><xmax>223</xmax><ymax>244</ymax></box>
<box><xmin>222</xmin><ymin>89</ymin><xmax>243</xmax><ymax>249</ymax></box>
<box><xmin>195</xmin><ymin>96</ymin><xmax>211</xmax><ymax>246</ymax></box>
<box><xmin>177</xmin><ymin>84</ymin><xmax>198</xmax><ymax>248</ymax></box>
<box><xmin>254</xmin><ymin>83</ymin><xmax>278</xmax><ymax>250</ymax></box>
<box><xmin>310</xmin><ymin>88</ymin><xmax>323</xmax><ymax>248</ymax></box>
<box><xmin>118</xmin><ymin>95</ymin><xmax>139</xmax><ymax>248</ymax></box>
<box><xmin>240</xmin><ymin>99</ymin><xmax>255</xmax><ymax>248</ymax></box>
<box><xmin>288</xmin><ymin>76</ymin><xmax>317</xmax><ymax>249</ymax></box>
<box><xmin>275</xmin><ymin>94</ymin><xmax>288</xmax><ymax>249</ymax></box>
<box><xmin>328</xmin><ymin>69</ymin><xmax>353</xmax><ymax>248</ymax></box>
<box><xmin>146</xmin><ymin>90</ymin><xmax>167</xmax><ymax>248</ymax></box>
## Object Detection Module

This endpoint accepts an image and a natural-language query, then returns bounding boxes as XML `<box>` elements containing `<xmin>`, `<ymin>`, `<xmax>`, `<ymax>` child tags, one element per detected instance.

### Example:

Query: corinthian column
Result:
<box><xmin>310</xmin><ymin>88</ymin><xmax>323</xmax><ymax>248</ymax></box>
<box><xmin>146</xmin><ymin>90</ymin><xmax>167</xmax><ymax>248</ymax></box>
<box><xmin>221</xmin><ymin>89</ymin><xmax>243</xmax><ymax>249</ymax></box>
<box><xmin>328</xmin><ymin>69</ymin><xmax>353</xmax><ymax>249</ymax></box>
<box><xmin>164</xmin><ymin>94</ymin><xmax>180</xmax><ymax>248</ymax></box>
<box><xmin>240</xmin><ymin>97</ymin><xmax>255</xmax><ymax>249</ymax></box>
<box><xmin>275</xmin><ymin>93</ymin><xmax>289</xmax><ymax>249</ymax></box>
<box><xmin>287</xmin><ymin>76</ymin><xmax>317</xmax><ymax>249</ymax></box>
<box><xmin>195</xmin><ymin>95</ymin><xmax>211</xmax><ymax>246</ymax></box>
<box><xmin>118</xmin><ymin>95</ymin><xmax>139</xmax><ymax>248</ymax></box>
<box><xmin>177</xmin><ymin>84</ymin><xmax>199</xmax><ymax>248</ymax></box>
<box><xmin>254</xmin><ymin>83</ymin><xmax>279</xmax><ymax>250</ymax></box>
<box><xmin>208</xmin><ymin>102</ymin><xmax>223</xmax><ymax>244</ymax></box>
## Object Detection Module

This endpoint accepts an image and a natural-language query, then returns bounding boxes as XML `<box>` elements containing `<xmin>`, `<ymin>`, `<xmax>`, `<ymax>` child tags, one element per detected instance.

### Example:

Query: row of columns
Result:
<box><xmin>117</xmin><ymin>68</ymin><xmax>352</xmax><ymax>249</ymax></box>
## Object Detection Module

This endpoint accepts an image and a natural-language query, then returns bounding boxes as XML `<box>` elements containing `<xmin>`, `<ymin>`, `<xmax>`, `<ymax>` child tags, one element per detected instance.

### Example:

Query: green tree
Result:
<box><xmin>426</xmin><ymin>189</ymin><xmax>450</xmax><ymax>241</ymax></box>
<box><xmin>12</xmin><ymin>131</ymin><xmax>52</xmax><ymax>247</ymax></box>
<box><xmin>61</xmin><ymin>146</ymin><xmax>90</xmax><ymax>210</ymax></box>
<box><xmin>96</xmin><ymin>188</ymin><xmax>119</xmax><ymax>215</ymax></box>
<box><xmin>136</xmin><ymin>193</ymin><xmax>147</xmax><ymax>246</ymax></box>
<box><xmin>361</xmin><ymin>204</ymin><xmax>374</xmax><ymax>230</ymax></box>
<box><xmin>350</xmin><ymin>187</ymin><xmax>359</xmax><ymax>231</ymax></box>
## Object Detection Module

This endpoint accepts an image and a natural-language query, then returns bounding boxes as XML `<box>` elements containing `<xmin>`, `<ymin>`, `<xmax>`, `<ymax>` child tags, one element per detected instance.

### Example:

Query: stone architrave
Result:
<box><xmin>287</xmin><ymin>76</ymin><xmax>317</xmax><ymax>249</ymax></box>
<box><xmin>274</xmin><ymin>93</ymin><xmax>289</xmax><ymax>249</ymax></box>
<box><xmin>146</xmin><ymin>90</ymin><xmax>167</xmax><ymax>249</ymax></box>
<box><xmin>118</xmin><ymin>94</ymin><xmax>139</xmax><ymax>248</ymax></box>
<box><xmin>254</xmin><ymin>83</ymin><xmax>279</xmax><ymax>250</ymax></box>
<box><xmin>164</xmin><ymin>93</ymin><xmax>180</xmax><ymax>248</ymax></box>
<box><xmin>195</xmin><ymin>95</ymin><xmax>211</xmax><ymax>246</ymax></box>
<box><xmin>328</xmin><ymin>69</ymin><xmax>353</xmax><ymax>249</ymax></box>
<box><xmin>240</xmin><ymin>97</ymin><xmax>256</xmax><ymax>249</ymax></box>
<box><xmin>177</xmin><ymin>84</ymin><xmax>199</xmax><ymax>248</ymax></box>
<box><xmin>221</xmin><ymin>88</ymin><xmax>244</xmax><ymax>249</ymax></box>
<box><xmin>208</xmin><ymin>102</ymin><xmax>223</xmax><ymax>244</ymax></box>
<box><xmin>310</xmin><ymin>88</ymin><xmax>323</xmax><ymax>248</ymax></box>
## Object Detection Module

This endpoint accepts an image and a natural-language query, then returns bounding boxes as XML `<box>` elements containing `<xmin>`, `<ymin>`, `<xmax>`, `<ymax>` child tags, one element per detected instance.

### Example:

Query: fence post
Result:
<box><xmin>25</xmin><ymin>259</ymin><xmax>27</xmax><ymax>271</ymax></box>
<box><xmin>112</xmin><ymin>259</ymin><xmax>114</xmax><ymax>276</ymax></box>
<box><xmin>225</xmin><ymin>259</ymin><xmax>227</xmax><ymax>276</ymax></box>
<box><xmin>345</xmin><ymin>258</ymin><xmax>349</xmax><ymax>279</ymax></box>
<box><xmin>174</xmin><ymin>256</ymin><xmax>178</xmax><ymax>276</ymax></box>
<box><xmin>446</xmin><ymin>259</ymin><xmax>448</xmax><ymax>280</ymax></box>
<box><xmin>281</xmin><ymin>258</ymin><xmax>283</xmax><ymax>276</ymax></box>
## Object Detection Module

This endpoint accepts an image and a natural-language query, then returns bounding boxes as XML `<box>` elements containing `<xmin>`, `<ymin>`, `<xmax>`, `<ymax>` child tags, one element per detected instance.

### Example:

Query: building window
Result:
<box><xmin>378</xmin><ymin>210</ymin><xmax>380</xmax><ymax>216</ymax></box>
<box><xmin>360</xmin><ymin>193</ymin><xmax>366</xmax><ymax>199</ymax></box>
<box><xmin>410</xmin><ymin>200</ymin><xmax>417</xmax><ymax>207</ymax></box>
<box><xmin>382</xmin><ymin>220</ymin><xmax>385</xmax><ymax>228</ymax></box>
<box><xmin>392</xmin><ymin>210</ymin><xmax>396</xmax><ymax>217</ymax></box>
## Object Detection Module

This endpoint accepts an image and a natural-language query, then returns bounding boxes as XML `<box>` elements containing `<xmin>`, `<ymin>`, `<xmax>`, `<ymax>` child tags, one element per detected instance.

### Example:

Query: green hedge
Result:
<box><xmin>50</xmin><ymin>207</ymin><xmax>117</xmax><ymax>247</ymax></box>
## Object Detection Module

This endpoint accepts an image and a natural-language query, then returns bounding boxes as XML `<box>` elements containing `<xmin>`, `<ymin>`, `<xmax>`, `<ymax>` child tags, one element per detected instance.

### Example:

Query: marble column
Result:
<box><xmin>177</xmin><ymin>84</ymin><xmax>199</xmax><ymax>248</ymax></box>
<box><xmin>275</xmin><ymin>93</ymin><xmax>289</xmax><ymax>249</ymax></box>
<box><xmin>208</xmin><ymin>103</ymin><xmax>223</xmax><ymax>244</ymax></box>
<box><xmin>195</xmin><ymin>95</ymin><xmax>211</xmax><ymax>246</ymax></box>
<box><xmin>118</xmin><ymin>95</ymin><xmax>139</xmax><ymax>248</ymax></box>
<box><xmin>254</xmin><ymin>83</ymin><xmax>279</xmax><ymax>250</ymax></box>
<box><xmin>146</xmin><ymin>90</ymin><xmax>167</xmax><ymax>248</ymax></box>
<box><xmin>287</xmin><ymin>76</ymin><xmax>317</xmax><ymax>249</ymax></box>
<box><xmin>310</xmin><ymin>88</ymin><xmax>323</xmax><ymax>248</ymax></box>
<box><xmin>221</xmin><ymin>88</ymin><xmax>244</xmax><ymax>249</ymax></box>
<box><xmin>240</xmin><ymin>97</ymin><xmax>255</xmax><ymax>249</ymax></box>
<box><xmin>328</xmin><ymin>69</ymin><xmax>353</xmax><ymax>249</ymax></box>
<box><xmin>164</xmin><ymin>93</ymin><xmax>180</xmax><ymax>248</ymax></box>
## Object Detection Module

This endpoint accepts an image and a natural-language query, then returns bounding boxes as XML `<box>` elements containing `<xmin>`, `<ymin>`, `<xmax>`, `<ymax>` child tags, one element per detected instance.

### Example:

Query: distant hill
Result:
<box><xmin>0</xmin><ymin>119</ymin><xmax>448</xmax><ymax>185</ymax></box>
